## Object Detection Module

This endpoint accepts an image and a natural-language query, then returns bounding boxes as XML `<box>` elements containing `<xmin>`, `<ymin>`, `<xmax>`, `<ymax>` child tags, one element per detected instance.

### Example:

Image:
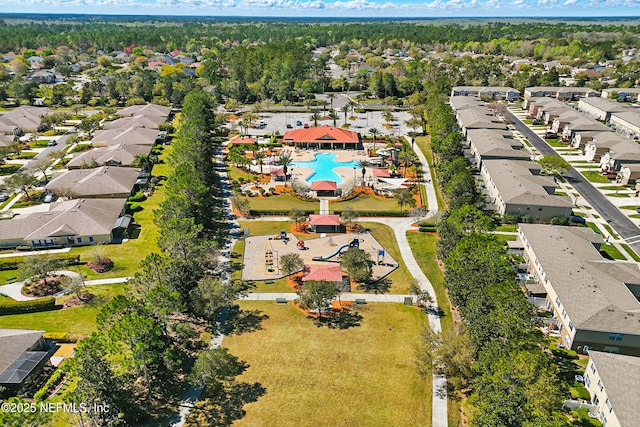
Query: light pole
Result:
<box><xmin>353</xmin><ymin>167</ymin><xmax>357</xmax><ymax>189</ymax></box>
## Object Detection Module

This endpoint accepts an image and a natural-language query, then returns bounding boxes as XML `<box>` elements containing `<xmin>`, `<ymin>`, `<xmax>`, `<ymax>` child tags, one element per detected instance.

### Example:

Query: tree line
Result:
<box><xmin>64</xmin><ymin>90</ymin><xmax>264</xmax><ymax>426</ymax></box>
<box><xmin>416</xmin><ymin>89</ymin><xmax>567</xmax><ymax>427</ymax></box>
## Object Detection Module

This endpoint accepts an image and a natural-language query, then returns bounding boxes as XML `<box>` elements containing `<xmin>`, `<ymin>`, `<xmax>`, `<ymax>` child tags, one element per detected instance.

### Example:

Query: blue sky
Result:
<box><xmin>0</xmin><ymin>0</ymin><xmax>637</xmax><ymax>18</ymax></box>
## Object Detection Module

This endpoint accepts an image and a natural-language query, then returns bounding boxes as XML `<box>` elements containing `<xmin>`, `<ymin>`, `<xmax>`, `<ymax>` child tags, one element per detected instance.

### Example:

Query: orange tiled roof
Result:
<box><xmin>302</xmin><ymin>264</ymin><xmax>344</xmax><ymax>282</ymax></box>
<box><xmin>308</xmin><ymin>214</ymin><xmax>341</xmax><ymax>226</ymax></box>
<box><xmin>283</xmin><ymin>125</ymin><xmax>359</xmax><ymax>144</ymax></box>
<box><xmin>311</xmin><ymin>180</ymin><xmax>337</xmax><ymax>191</ymax></box>
<box><xmin>229</xmin><ymin>136</ymin><xmax>256</xmax><ymax>145</ymax></box>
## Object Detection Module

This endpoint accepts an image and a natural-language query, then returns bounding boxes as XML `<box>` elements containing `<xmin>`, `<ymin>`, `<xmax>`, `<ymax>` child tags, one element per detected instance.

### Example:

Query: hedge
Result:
<box><xmin>0</xmin><ymin>297</ymin><xmax>58</xmax><ymax>315</ymax></box>
<box><xmin>249</xmin><ymin>209</ymin><xmax>409</xmax><ymax>217</ymax></box>
<box><xmin>0</xmin><ymin>254</ymin><xmax>80</xmax><ymax>271</ymax></box>
<box><xmin>128</xmin><ymin>191</ymin><xmax>147</xmax><ymax>202</ymax></box>
<box><xmin>0</xmin><ymin>164</ymin><xmax>22</xmax><ymax>175</ymax></box>
<box><xmin>43</xmin><ymin>332</ymin><xmax>81</xmax><ymax>343</ymax></box>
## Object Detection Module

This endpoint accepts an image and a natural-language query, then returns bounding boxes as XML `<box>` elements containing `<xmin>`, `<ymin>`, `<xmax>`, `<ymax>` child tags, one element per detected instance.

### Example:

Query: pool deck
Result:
<box><xmin>241</xmin><ymin>231</ymin><xmax>397</xmax><ymax>282</ymax></box>
<box><xmin>281</xmin><ymin>149</ymin><xmax>369</xmax><ymax>187</ymax></box>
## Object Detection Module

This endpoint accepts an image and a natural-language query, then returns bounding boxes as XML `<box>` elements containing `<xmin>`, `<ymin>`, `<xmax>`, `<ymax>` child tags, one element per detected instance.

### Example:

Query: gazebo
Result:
<box><xmin>308</xmin><ymin>214</ymin><xmax>342</xmax><ymax>233</ymax></box>
<box><xmin>302</xmin><ymin>264</ymin><xmax>350</xmax><ymax>292</ymax></box>
<box><xmin>311</xmin><ymin>180</ymin><xmax>338</xmax><ymax>197</ymax></box>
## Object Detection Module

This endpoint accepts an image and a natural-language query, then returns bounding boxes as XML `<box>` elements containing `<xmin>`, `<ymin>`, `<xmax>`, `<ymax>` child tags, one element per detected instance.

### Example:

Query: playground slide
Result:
<box><xmin>312</xmin><ymin>243</ymin><xmax>351</xmax><ymax>261</ymax></box>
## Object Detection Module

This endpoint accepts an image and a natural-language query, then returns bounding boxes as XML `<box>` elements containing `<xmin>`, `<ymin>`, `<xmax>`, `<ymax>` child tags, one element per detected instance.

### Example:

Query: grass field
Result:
<box><xmin>331</xmin><ymin>194</ymin><xmax>402</xmax><ymax>212</ymax></box>
<box><xmin>620</xmin><ymin>244</ymin><xmax>640</xmax><ymax>262</ymax></box>
<box><xmin>245</xmin><ymin>192</ymin><xmax>406</xmax><ymax>214</ymax></box>
<box><xmin>600</xmin><ymin>243</ymin><xmax>626</xmax><ymax>261</ymax></box>
<box><xmin>584</xmin><ymin>172</ymin><xmax>613</xmax><ymax>184</ymax></box>
<box><xmin>0</xmin><ymin>284</ymin><xmax>125</xmax><ymax>334</ymax></box>
<box><xmin>415</xmin><ymin>135</ymin><xmax>445</xmax><ymax>211</ymax></box>
<box><xmin>223</xmin><ymin>301</ymin><xmax>431</xmax><ymax>427</ymax></box>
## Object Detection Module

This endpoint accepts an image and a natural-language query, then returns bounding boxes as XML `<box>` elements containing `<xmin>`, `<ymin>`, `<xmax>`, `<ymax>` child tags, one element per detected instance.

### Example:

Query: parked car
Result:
<box><xmin>43</xmin><ymin>193</ymin><xmax>56</xmax><ymax>203</ymax></box>
<box><xmin>296</xmin><ymin>121</ymin><xmax>302</xmax><ymax>126</ymax></box>
<box><xmin>543</xmin><ymin>132</ymin><xmax>557</xmax><ymax>139</ymax></box>
<box><xmin>303</xmin><ymin>123</ymin><xmax>309</xmax><ymax>128</ymax></box>
<box><xmin>47</xmin><ymin>140</ymin><xmax>57</xmax><ymax>146</ymax></box>
<box><xmin>286</xmin><ymin>124</ymin><xmax>293</xmax><ymax>129</ymax></box>
<box><xmin>0</xmin><ymin>194</ymin><xmax>8</xmax><ymax>202</ymax></box>
<box><xmin>569</xmin><ymin>215</ymin><xmax>586</xmax><ymax>225</ymax></box>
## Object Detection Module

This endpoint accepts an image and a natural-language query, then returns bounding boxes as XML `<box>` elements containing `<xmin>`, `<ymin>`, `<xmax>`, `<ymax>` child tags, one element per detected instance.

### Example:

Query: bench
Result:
<box><xmin>275</xmin><ymin>298</ymin><xmax>287</xmax><ymax>304</ymax></box>
<box><xmin>6</xmin><ymin>277</ymin><xmax>17</xmax><ymax>284</ymax></box>
<box><xmin>355</xmin><ymin>298</ymin><xmax>367</xmax><ymax>305</ymax></box>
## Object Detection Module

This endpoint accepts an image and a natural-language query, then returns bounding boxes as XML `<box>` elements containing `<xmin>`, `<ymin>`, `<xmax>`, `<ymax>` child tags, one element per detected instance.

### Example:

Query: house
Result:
<box><xmin>480</xmin><ymin>160</ymin><xmax>573</xmax><ymax>221</ymax></box>
<box><xmin>466</xmin><ymin>128</ymin><xmax>529</xmax><ymax>167</ymax></box>
<box><xmin>102</xmin><ymin>114</ymin><xmax>166</xmax><ymax>130</ymax></box>
<box><xmin>117</xmin><ymin>103</ymin><xmax>171</xmax><ymax>120</ymax></box>
<box><xmin>308</xmin><ymin>214</ymin><xmax>342</xmax><ymax>233</ymax></box>
<box><xmin>66</xmin><ymin>143</ymin><xmax>152</xmax><ymax>169</ymax></box>
<box><xmin>302</xmin><ymin>264</ymin><xmax>350</xmax><ymax>292</ymax></box>
<box><xmin>518</xmin><ymin>224</ymin><xmax>640</xmax><ymax>356</ymax></box>
<box><xmin>45</xmin><ymin>166</ymin><xmax>140</xmax><ymax>199</ymax></box>
<box><xmin>550</xmin><ymin>110</ymin><xmax>583</xmax><ymax>134</ymax></box>
<box><xmin>455</xmin><ymin>108</ymin><xmax>507</xmax><ymax>135</ymax></box>
<box><xmin>0</xmin><ymin>198</ymin><xmax>128</xmax><ymax>248</ymax></box>
<box><xmin>609</xmin><ymin>111</ymin><xmax>640</xmax><ymax>139</ymax></box>
<box><xmin>283</xmin><ymin>125</ymin><xmax>360</xmax><ymax>150</ymax></box>
<box><xmin>599</xmin><ymin>141</ymin><xmax>640</xmax><ymax>173</ymax></box>
<box><xmin>311</xmin><ymin>180</ymin><xmax>338</xmax><ymax>197</ymax></box>
<box><xmin>524</xmin><ymin>86</ymin><xmax>599</xmax><ymax>101</ymax></box>
<box><xmin>450</xmin><ymin>86</ymin><xmax>520</xmax><ymax>101</ymax></box>
<box><xmin>91</xmin><ymin>126</ymin><xmax>160</xmax><ymax>147</ymax></box>
<box><xmin>584</xmin><ymin>132</ymin><xmax>629</xmax><ymax>162</ymax></box>
<box><xmin>616</xmin><ymin>164</ymin><xmax>640</xmax><ymax>185</ymax></box>
<box><xmin>0</xmin><ymin>133</ymin><xmax>15</xmax><ymax>148</ymax></box>
<box><xmin>0</xmin><ymin>329</ymin><xmax>49</xmax><ymax>395</ymax></box>
<box><xmin>601</xmin><ymin>87</ymin><xmax>640</xmax><ymax>102</ymax></box>
<box><xmin>228</xmin><ymin>136</ymin><xmax>256</xmax><ymax>147</ymax></box>
<box><xmin>561</xmin><ymin>117</ymin><xmax>611</xmax><ymax>144</ymax></box>
<box><xmin>30</xmin><ymin>69</ymin><xmax>57</xmax><ymax>84</ymax></box>
<box><xmin>577</xmin><ymin>97</ymin><xmax>630</xmax><ymax>122</ymax></box>
<box><xmin>0</xmin><ymin>106</ymin><xmax>53</xmax><ymax>135</ymax></box>
<box><xmin>449</xmin><ymin>96</ymin><xmax>486</xmax><ymax>111</ymax></box>
<box><xmin>583</xmin><ymin>351</ymin><xmax>640</xmax><ymax>427</ymax></box>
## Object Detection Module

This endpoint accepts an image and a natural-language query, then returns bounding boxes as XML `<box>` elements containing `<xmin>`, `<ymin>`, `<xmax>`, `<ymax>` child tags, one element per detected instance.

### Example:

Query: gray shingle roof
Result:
<box><xmin>46</xmin><ymin>166</ymin><xmax>140</xmax><ymax>198</ymax></box>
<box><xmin>483</xmin><ymin>160</ymin><xmax>573</xmax><ymax>207</ymax></box>
<box><xmin>0</xmin><ymin>329</ymin><xmax>45</xmax><ymax>377</ymax></box>
<box><xmin>66</xmin><ymin>143</ymin><xmax>152</xmax><ymax>169</ymax></box>
<box><xmin>588</xmin><ymin>351</ymin><xmax>640</xmax><ymax>427</ymax></box>
<box><xmin>91</xmin><ymin>126</ymin><xmax>160</xmax><ymax>147</ymax></box>
<box><xmin>519</xmin><ymin>224</ymin><xmax>640</xmax><ymax>334</ymax></box>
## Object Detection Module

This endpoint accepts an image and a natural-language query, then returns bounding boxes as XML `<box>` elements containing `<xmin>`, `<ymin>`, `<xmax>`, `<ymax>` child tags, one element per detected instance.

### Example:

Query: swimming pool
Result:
<box><xmin>290</xmin><ymin>153</ymin><xmax>361</xmax><ymax>184</ymax></box>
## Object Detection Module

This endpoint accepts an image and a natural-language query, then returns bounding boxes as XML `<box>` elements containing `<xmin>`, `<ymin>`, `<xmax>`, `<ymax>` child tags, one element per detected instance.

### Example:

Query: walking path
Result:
<box><xmin>241</xmin><ymin>292</ymin><xmax>414</xmax><ymax>302</ymax></box>
<box><xmin>319</xmin><ymin>199</ymin><xmax>329</xmax><ymax>214</ymax></box>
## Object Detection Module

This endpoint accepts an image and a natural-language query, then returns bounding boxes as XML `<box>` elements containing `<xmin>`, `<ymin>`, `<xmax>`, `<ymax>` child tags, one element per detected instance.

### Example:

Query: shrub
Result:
<box><xmin>128</xmin><ymin>191</ymin><xmax>146</xmax><ymax>202</ymax></box>
<box><xmin>86</xmin><ymin>257</ymin><xmax>114</xmax><ymax>273</ymax></box>
<box><xmin>43</xmin><ymin>332</ymin><xmax>80</xmax><ymax>343</ymax></box>
<box><xmin>550</xmin><ymin>216</ymin><xmax>569</xmax><ymax>225</ymax></box>
<box><xmin>126</xmin><ymin>202</ymin><xmax>143</xmax><ymax>213</ymax></box>
<box><xmin>0</xmin><ymin>254</ymin><xmax>79</xmax><ymax>271</ymax></box>
<box><xmin>0</xmin><ymin>297</ymin><xmax>57</xmax><ymax>315</ymax></box>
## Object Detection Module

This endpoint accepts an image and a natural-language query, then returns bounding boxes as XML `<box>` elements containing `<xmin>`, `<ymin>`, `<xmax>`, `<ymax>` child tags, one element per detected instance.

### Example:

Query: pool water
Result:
<box><xmin>291</xmin><ymin>153</ymin><xmax>361</xmax><ymax>184</ymax></box>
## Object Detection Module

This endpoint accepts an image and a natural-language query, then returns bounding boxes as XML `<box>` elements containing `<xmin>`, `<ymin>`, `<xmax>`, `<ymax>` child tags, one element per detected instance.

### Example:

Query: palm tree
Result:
<box><xmin>254</xmin><ymin>151</ymin><xmax>266</xmax><ymax>176</ymax></box>
<box><xmin>347</xmin><ymin>99</ymin><xmax>357</xmax><ymax>117</ymax></box>
<box><xmin>278</xmin><ymin>153</ymin><xmax>292</xmax><ymax>187</ymax></box>
<box><xmin>340</xmin><ymin>105</ymin><xmax>350</xmax><ymax>125</ymax></box>
<box><xmin>357</xmin><ymin>159</ymin><xmax>369</xmax><ymax>187</ymax></box>
<box><xmin>399</xmin><ymin>150</ymin><xmax>416</xmax><ymax>177</ymax></box>
<box><xmin>327</xmin><ymin>93</ymin><xmax>336</xmax><ymax>110</ymax></box>
<box><xmin>369</xmin><ymin>127</ymin><xmax>379</xmax><ymax>144</ymax></box>
<box><xmin>383</xmin><ymin>109</ymin><xmax>394</xmax><ymax>124</ymax></box>
<box><xmin>310</xmin><ymin>110</ymin><xmax>321</xmax><ymax>127</ymax></box>
<box><xmin>328</xmin><ymin>109</ymin><xmax>338</xmax><ymax>127</ymax></box>
<box><xmin>132</xmin><ymin>154</ymin><xmax>154</xmax><ymax>171</ymax></box>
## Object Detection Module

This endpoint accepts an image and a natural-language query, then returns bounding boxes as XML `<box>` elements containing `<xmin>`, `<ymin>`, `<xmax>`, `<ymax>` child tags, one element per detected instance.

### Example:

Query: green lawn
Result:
<box><xmin>0</xmin><ymin>284</ymin><xmax>125</xmax><ymax>334</ymax></box>
<box><xmin>223</xmin><ymin>301</ymin><xmax>431</xmax><ymax>427</ymax></box>
<box><xmin>605</xmin><ymin>193</ymin><xmax>631</xmax><ymax>198</ymax></box>
<box><xmin>361</xmin><ymin>222</ymin><xmax>414</xmax><ymax>294</ymax></box>
<box><xmin>415</xmin><ymin>135</ymin><xmax>445</xmax><ymax>211</ymax></box>
<box><xmin>619</xmin><ymin>205</ymin><xmax>640</xmax><ymax>210</ymax></box>
<box><xmin>584</xmin><ymin>172</ymin><xmax>613</xmax><ymax>184</ymax></box>
<box><xmin>544</xmin><ymin>139</ymin><xmax>567</xmax><ymax>148</ymax></box>
<box><xmin>405</xmin><ymin>232</ymin><xmax>453</xmax><ymax>333</ymax></box>
<box><xmin>601</xmin><ymin>224</ymin><xmax>620</xmax><ymax>239</ymax></box>
<box><xmin>246</xmin><ymin>193</ymin><xmax>318</xmax><ymax>213</ymax></box>
<box><xmin>620</xmin><ymin>244</ymin><xmax>640</xmax><ymax>262</ymax></box>
<box><xmin>494</xmin><ymin>234</ymin><xmax>518</xmax><ymax>244</ymax></box>
<box><xmin>331</xmin><ymin>194</ymin><xmax>402</xmax><ymax>212</ymax></box>
<box><xmin>237</xmin><ymin>220</ymin><xmax>316</xmax><ymax>241</ymax></box>
<box><xmin>245</xmin><ymin>192</ymin><xmax>407</xmax><ymax>214</ymax></box>
<box><xmin>600</xmin><ymin>243</ymin><xmax>626</xmax><ymax>260</ymax></box>
<box><xmin>228</xmin><ymin>165</ymin><xmax>257</xmax><ymax>183</ymax></box>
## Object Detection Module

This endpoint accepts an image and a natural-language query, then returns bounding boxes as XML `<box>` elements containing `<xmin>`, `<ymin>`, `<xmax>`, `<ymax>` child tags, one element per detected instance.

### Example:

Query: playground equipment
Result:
<box><xmin>376</xmin><ymin>249</ymin><xmax>385</xmax><ymax>265</ymax></box>
<box><xmin>312</xmin><ymin>238</ymin><xmax>362</xmax><ymax>261</ymax></box>
<box><xmin>265</xmin><ymin>240</ymin><xmax>274</xmax><ymax>273</ymax></box>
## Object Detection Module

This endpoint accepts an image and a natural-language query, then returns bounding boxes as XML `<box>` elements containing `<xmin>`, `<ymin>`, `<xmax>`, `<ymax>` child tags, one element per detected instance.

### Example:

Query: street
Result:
<box><xmin>504</xmin><ymin>109</ymin><xmax>640</xmax><ymax>254</ymax></box>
